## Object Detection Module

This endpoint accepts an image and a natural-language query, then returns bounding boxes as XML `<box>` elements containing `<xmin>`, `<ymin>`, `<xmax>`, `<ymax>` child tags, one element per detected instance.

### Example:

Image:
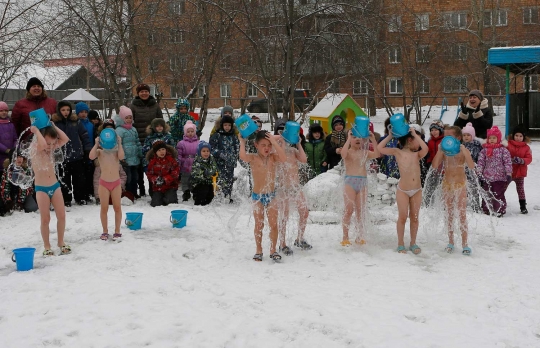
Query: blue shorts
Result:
<box><xmin>252</xmin><ymin>191</ymin><xmax>276</xmax><ymax>207</ymax></box>
<box><xmin>35</xmin><ymin>182</ymin><xmax>61</xmax><ymax>199</ymax></box>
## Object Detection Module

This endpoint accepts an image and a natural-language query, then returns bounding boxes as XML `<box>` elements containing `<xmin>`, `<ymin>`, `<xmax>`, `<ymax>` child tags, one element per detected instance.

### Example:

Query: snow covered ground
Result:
<box><xmin>1</xmin><ymin>109</ymin><xmax>539</xmax><ymax>347</ymax></box>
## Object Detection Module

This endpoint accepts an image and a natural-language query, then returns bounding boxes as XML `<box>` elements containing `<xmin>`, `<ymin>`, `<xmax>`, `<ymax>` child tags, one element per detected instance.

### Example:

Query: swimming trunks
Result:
<box><xmin>396</xmin><ymin>183</ymin><xmax>422</xmax><ymax>198</ymax></box>
<box><xmin>35</xmin><ymin>182</ymin><xmax>61</xmax><ymax>199</ymax></box>
<box><xmin>252</xmin><ymin>191</ymin><xmax>276</xmax><ymax>207</ymax></box>
<box><xmin>99</xmin><ymin>178</ymin><xmax>121</xmax><ymax>192</ymax></box>
<box><xmin>344</xmin><ymin>175</ymin><xmax>367</xmax><ymax>193</ymax></box>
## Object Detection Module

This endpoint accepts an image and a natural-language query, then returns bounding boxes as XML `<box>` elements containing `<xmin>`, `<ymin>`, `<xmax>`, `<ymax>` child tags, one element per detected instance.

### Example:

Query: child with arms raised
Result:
<box><xmin>432</xmin><ymin>126</ymin><xmax>476</xmax><ymax>255</ymax></box>
<box><xmin>90</xmin><ymin>129</ymin><xmax>125</xmax><ymax>241</ymax></box>
<box><xmin>378</xmin><ymin>127</ymin><xmax>428</xmax><ymax>254</ymax></box>
<box><xmin>30</xmin><ymin>125</ymin><xmax>70</xmax><ymax>255</ymax></box>
<box><xmin>340</xmin><ymin>130</ymin><xmax>379</xmax><ymax>246</ymax></box>
<box><xmin>238</xmin><ymin>131</ymin><xmax>286</xmax><ymax>261</ymax></box>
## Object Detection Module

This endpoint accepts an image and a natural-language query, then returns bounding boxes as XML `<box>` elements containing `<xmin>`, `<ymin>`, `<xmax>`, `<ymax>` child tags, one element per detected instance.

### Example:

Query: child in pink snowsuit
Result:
<box><xmin>176</xmin><ymin>120</ymin><xmax>199</xmax><ymax>202</ymax></box>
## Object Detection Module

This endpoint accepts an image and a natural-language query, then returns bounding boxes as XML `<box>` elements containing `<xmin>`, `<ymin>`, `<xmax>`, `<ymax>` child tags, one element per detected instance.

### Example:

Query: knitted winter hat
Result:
<box><xmin>462</xmin><ymin>122</ymin><xmax>476</xmax><ymax>139</ymax></box>
<box><xmin>175</xmin><ymin>98</ymin><xmax>190</xmax><ymax>110</ymax></box>
<box><xmin>88</xmin><ymin>110</ymin><xmax>99</xmax><ymax>121</ymax></box>
<box><xmin>221</xmin><ymin>115</ymin><xmax>234</xmax><ymax>127</ymax></box>
<box><xmin>57</xmin><ymin>100</ymin><xmax>73</xmax><ymax>115</ymax></box>
<box><xmin>512</xmin><ymin>125</ymin><xmax>527</xmax><ymax>138</ymax></box>
<box><xmin>118</xmin><ymin>106</ymin><xmax>132</xmax><ymax>121</ymax></box>
<box><xmin>309</xmin><ymin>123</ymin><xmax>323</xmax><ymax>135</ymax></box>
<box><xmin>487</xmin><ymin>126</ymin><xmax>502</xmax><ymax>143</ymax></box>
<box><xmin>75</xmin><ymin>102</ymin><xmax>90</xmax><ymax>115</ymax></box>
<box><xmin>184</xmin><ymin>120</ymin><xmax>197</xmax><ymax>134</ymax></box>
<box><xmin>469</xmin><ymin>89</ymin><xmax>483</xmax><ymax>100</ymax></box>
<box><xmin>151</xmin><ymin>118</ymin><xmax>166</xmax><ymax>131</ymax></box>
<box><xmin>429</xmin><ymin>120</ymin><xmax>444</xmax><ymax>134</ymax></box>
<box><xmin>197</xmin><ymin>141</ymin><xmax>211</xmax><ymax>156</ymax></box>
<box><xmin>26</xmin><ymin>77</ymin><xmax>44</xmax><ymax>91</ymax></box>
<box><xmin>152</xmin><ymin>140</ymin><xmax>167</xmax><ymax>152</ymax></box>
<box><xmin>331</xmin><ymin>115</ymin><xmax>345</xmax><ymax>130</ymax></box>
<box><xmin>0</xmin><ymin>101</ymin><xmax>8</xmax><ymax>111</ymax></box>
<box><xmin>221</xmin><ymin>105</ymin><xmax>234</xmax><ymax>117</ymax></box>
<box><xmin>102</xmin><ymin>118</ymin><xmax>116</xmax><ymax>129</ymax></box>
<box><xmin>136</xmin><ymin>83</ymin><xmax>150</xmax><ymax>94</ymax></box>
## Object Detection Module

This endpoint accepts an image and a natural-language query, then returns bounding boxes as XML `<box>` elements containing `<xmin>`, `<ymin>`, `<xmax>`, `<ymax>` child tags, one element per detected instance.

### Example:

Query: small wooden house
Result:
<box><xmin>307</xmin><ymin>93</ymin><xmax>367</xmax><ymax>134</ymax></box>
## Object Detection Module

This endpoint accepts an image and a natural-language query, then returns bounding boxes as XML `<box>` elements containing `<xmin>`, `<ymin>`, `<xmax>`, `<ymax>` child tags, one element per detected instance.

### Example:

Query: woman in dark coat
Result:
<box><xmin>454</xmin><ymin>89</ymin><xmax>493</xmax><ymax>139</ymax></box>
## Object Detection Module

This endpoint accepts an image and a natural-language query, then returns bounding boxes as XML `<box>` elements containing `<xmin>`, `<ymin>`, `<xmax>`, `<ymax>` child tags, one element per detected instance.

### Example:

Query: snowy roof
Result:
<box><xmin>6</xmin><ymin>64</ymin><xmax>83</xmax><ymax>90</ymax></box>
<box><xmin>64</xmin><ymin>88</ymin><xmax>100</xmax><ymax>101</ymax></box>
<box><xmin>307</xmin><ymin>93</ymin><xmax>353</xmax><ymax>118</ymax></box>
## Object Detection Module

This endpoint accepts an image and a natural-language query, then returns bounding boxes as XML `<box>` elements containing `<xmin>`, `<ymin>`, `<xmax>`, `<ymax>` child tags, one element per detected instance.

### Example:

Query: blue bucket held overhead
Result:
<box><xmin>125</xmin><ymin>212</ymin><xmax>143</xmax><ymax>230</ymax></box>
<box><xmin>100</xmin><ymin>128</ymin><xmax>117</xmax><ymax>150</ymax></box>
<box><xmin>29</xmin><ymin>108</ymin><xmax>51</xmax><ymax>130</ymax></box>
<box><xmin>170</xmin><ymin>210</ymin><xmax>188</xmax><ymax>228</ymax></box>
<box><xmin>11</xmin><ymin>247</ymin><xmax>36</xmax><ymax>272</ymax></box>
<box><xmin>388</xmin><ymin>113</ymin><xmax>409</xmax><ymax>138</ymax></box>
<box><xmin>352</xmin><ymin>116</ymin><xmax>370</xmax><ymax>138</ymax></box>
<box><xmin>441</xmin><ymin>136</ymin><xmax>461</xmax><ymax>156</ymax></box>
<box><xmin>235</xmin><ymin>114</ymin><xmax>258</xmax><ymax>139</ymax></box>
<box><xmin>282</xmin><ymin>121</ymin><xmax>300</xmax><ymax>144</ymax></box>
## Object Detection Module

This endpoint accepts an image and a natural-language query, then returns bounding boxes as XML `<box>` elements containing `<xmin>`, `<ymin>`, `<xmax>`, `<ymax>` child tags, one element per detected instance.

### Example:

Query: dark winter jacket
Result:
<box><xmin>427</xmin><ymin>134</ymin><xmax>444</xmax><ymax>164</ymax></box>
<box><xmin>324</xmin><ymin>131</ymin><xmax>347</xmax><ymax>169</ymax></box>
<box><xmin>378</xmin><ymin>135</ymin><xmax>400</xmax><ymax>179</ymax></box>
<box><xmin>305</xmin><ymin>138</ymin><xmax>326</xmax><ymax>177</ymax></box>
<box><xmin>130</xmin><ymin>96</ymin><xmax>163</xmax><ymax>144</ymax></box>
<box><xmin>1</xmin><ymin>159</ymin><xmax>34</xmax><ymax>208</ymax></box>
<box><xmin>142</xmin><ymin>125</ymin><xmax>176</xmax><ymax>165</ymax></box>
<box><xmin>146</xmin><ymin>145</ymin><xmax>180</xmax><ymax>192</ymax></box>
<box><xmin>168</xmin><ymin>111</ymin><xmax>194</xmax><ymax>143</ymax></box>
<box><xmin>464</xmin><ymin>139</ymin><xmax>483</xmax><ymax>163</ymax></box>
<box><xmin>507</xmin><ymin>140</ymin><xmax>532</xmax><ymax>178</ymax></box>
<box><xmin>177</xmin><ymin>134</ymin><xmax>199</xmax><ymax>173</ymax></box>
<box><xmin>190</xmin><ymin>155</ymin><xmax>218</xmax><ymax>186</ymax></box>
<box><xmin>114</xmin><ymin>116</ymin><xmax>142</xmax><ymax>166</ymax></box>
<box><xmin>11</xmin><ymin>94</ymin><xmax>57</xmax><ymax>137</ymax></box>
<box><xmin>0</xmin><ymin>120</ymin><xmax>18</xmax><ymax>165</ymax></box>
<box><xmin>454</xmin><ymin>98</ymin><xmax>493</xmax><ymax>139</ymax></box>
<box><xmin>52</xmin><ymin>108</ymin><xmax>92</xmax><ymax>163</ymax></box>
<box><xmin>209</xmin><ymin>128</ymin><xmax>239</xmax><ymax>170</ymax></box>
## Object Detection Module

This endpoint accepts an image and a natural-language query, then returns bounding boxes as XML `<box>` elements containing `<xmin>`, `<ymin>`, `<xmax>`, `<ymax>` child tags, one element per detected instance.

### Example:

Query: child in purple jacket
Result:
<box><xmin>176</xmin><ymin>121</ymin><xmax>199</xmax><ymax>201</ymax></box>
<box><xmin>477</xmin><ymin>126</ymin><xmax>512</xmax><ymax>217</ymax></box>
<box><xmin>0</xmin><ymin>102</ymin><xmax>18</xmax><ymax>174</ymax></box>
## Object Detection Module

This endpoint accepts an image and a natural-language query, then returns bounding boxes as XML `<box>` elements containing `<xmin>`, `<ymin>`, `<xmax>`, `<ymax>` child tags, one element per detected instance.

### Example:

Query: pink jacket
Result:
<box><xmin>176</xmin><ymin>135</ymin><xmax>199</xmax><ymax>173</ymax></box>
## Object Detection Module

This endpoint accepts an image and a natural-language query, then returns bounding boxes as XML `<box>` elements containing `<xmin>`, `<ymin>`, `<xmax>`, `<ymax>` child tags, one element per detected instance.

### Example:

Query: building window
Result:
<box><xmin>450</xmin><ymin>44</ymin><xmax>467</xmax><ymax>61</ymax></box>
<box><xmin>247</xmin><ymin>83</ymin><xmax>257</xmax><ymax>97</ymax></box>
<box><xmin>169</xmin><ymin>0</ymin><xmax>185</xmax><ymax>15</ymax></box>
<box><xmin>416</xmin><ymin>45</ymin><xmax>430</xmax><ymax>63</ymax></box>
<box><xmin>418</xmin><ymin>78</ymin><xmax>430</xmax><ymax>94</ymax></box>
<box><xmin>523</xmin><ymin>8</ymin><xmax>539</xmax><ymax>24</ymax></box>
<box><xmin>353</xmin><ymin>80</ymin><xmax>368</xmax><ymax>95</ymax></box>
<box><xmin>443</xmin><ymin>12</ymin><xmax>467</xmax><ymax>29</ymax></box>
<box><xmin>169</xmin><ymin>56</ymin><xmax>186</xmax><ymax>71</ymax></box>
<box><xmin>484</xmin><ymin>9</ymin><xmax>508</xmax><ymax>26</ymax></box>
<box><xmin>328</xmin><ymin>80</ymin><xmax>340</xmax><ymax>93</ymax></box>
<box><xmin>524</xmin><ymin>75</ymin><xmax>539</xmax><ymax>91</ymax></box>
<box><xmin>388</xmin><ymin>15</ymin><xmax>401</xmax><ymax>32</ymax></box>
<box><xmin>169</xmin><ymin>29</ymin><xmax>184</xmax><ymax>43</ymax></box>
<box><xmin>302</xmin><ymin>81</ymin><xmax>310</xmax><ymax>90</ymax></box>
<box><xmin>170</xmin><ymin>85</ymin><xmax>186</xmax><ymax>98</ymax></box>
<box><xmin>415</xmin><ymin>14</ymin><xmax>429</xmax><ymax>31</ymax></box>
<box><xmin>148</xmin><ymin>59</ymin><xmax>158</xmax><ymax>73</ymax></box>
<box><xmin>148</xmin><ymin>32</ymin><xmax>157</xmax><ymax>46</ymax></box>
<box><xmin>443</xmin><ymin>76</ymin><xmax>467</xmax><ymax>93</ymax></box>
<box><xmin>220</xmin><ymin>84</ymin><xmax>231</xmax><ymax>98</ymax></box>
<box><xmin>389</xmin><ymin>46</ymin><xmax>401</xmax><ymax>64</ymax></box>
<box><xmin>198</xmin><ymin>85</ymin><xmax>206</xmax><ymax>97</ymax></box>
<box><xmin>221</xmin><ymin>56</ymin><xmax>231</xmax><ymax>70</ymax></box>
<box><xmin>389</xmin><ymin>78</ymin><xmax>403</xmax><ymax>94</ymax></box>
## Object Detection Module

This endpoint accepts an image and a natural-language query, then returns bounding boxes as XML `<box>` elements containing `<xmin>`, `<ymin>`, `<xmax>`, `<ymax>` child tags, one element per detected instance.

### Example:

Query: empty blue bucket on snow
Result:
<box><xmin>100</xmin><ymin>128</ymin><xmax>117</xmax><ymax>150</ymax></box>
<box><xmin>352</xmin><ymin>116</ymin><xmax>370</xmax><ymax>138</ymax></box>
<box><xmin>235</xmin><ymin>114</ymin><xmax>258</xmax><ymax>139</ymax></box>
<box><xmin>125</xmin><ymin>212</ymin><xmax>143</xmax><ymax>230</ymax></box>
<box><xmin>170</xmin><ymin>210</ymin><xmax>188</xmax><ymax>228</ymax></box>
<box><xmin>282</xmin><ymin>121</ymin><xmax>301</xmax><ymax>144</ymax></box>
<box><xmin>388</xmin><ymin>113</ymin><xmax>409</xmax><ymax>138</ymax></box>
<box><xmin>29</xmin><ymin>108</ymin><xmax>51</xmax><ymax>129</ymax></box>
<box><xmin>441</xmin><ymin>136</ymin><xmax>461</xmax><ymax>156</ymax></box>
<box><xmin>11</xmin><ymin>247</ymin><xmax>36</xmax><ymax>272</ymax></box>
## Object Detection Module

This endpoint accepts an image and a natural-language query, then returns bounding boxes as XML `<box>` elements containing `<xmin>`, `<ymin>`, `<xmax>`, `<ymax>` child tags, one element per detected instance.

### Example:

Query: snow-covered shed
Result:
<box><xmin>307</xmin><ymin>93</ymin><xmax>367</xmax><ymax>134</ymax></box>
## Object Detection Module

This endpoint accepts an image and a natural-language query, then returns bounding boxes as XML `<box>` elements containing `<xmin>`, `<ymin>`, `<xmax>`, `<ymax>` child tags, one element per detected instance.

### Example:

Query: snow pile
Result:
<box><xmin>369</xmin><ymin>173</ymin><xmax>398</xmax><ymax>207</ymax></box>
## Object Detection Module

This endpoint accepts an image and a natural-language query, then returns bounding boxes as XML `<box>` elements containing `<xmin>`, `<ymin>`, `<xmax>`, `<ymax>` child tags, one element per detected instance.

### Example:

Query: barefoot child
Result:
<box><xmin>432</xmin><ymin>126</ymin><xmax>476</xmax><ymax>255</ymax></box>
<box><xmin>378</xmin><ymin>127</ymin><xmax>428</xmax><ymax>254</ymax></box>
<box><xmin>340</xmin><ymin>130</ymin><xmax>379</xmax><ymax>246</ymax></box>
<box><xmin>30</xmin><ymin>125</ymin><xmax>70</xmax><ymax>255</ymax></box>
<box><xmin>238</xmin><ymin>131</ymin><xmax>286</xmax><ymax>261</ymax></box>
<box><xmin>89</xmin><ymin>130</ymin><xmax>125</xmax><ymax>241</ymax></box>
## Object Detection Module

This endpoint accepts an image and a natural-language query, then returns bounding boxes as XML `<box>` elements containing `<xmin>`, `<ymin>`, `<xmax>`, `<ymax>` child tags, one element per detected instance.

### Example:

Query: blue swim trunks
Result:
<box><xmin>35</xmin><ymin>182</ymin><xmax>61</xmax><ymax>199</ymax></box>
<box><xmin>344</xmin><ymin>175</ymin><xmax>367</xmax><ymax>193</ymax></box>
<box><xmin>251</xmin><ymin>191</ymin><xmax>276</xmax><ymax>207</ymax></box>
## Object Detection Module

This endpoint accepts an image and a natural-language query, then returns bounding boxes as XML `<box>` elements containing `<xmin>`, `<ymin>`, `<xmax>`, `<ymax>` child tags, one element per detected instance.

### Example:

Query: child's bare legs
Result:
<box><xmin>445</xmin><ymin>190</ymin><xmax>456</xmax><ymax>246</ymax></box>
<box><xmin>354</xmin><ymin>188</ymin><xmax>367</xmax><ymax>243</ymax></box>
<box><xmin>457</xmin><ymin>188</ymin><xmax>468</xmax><ymax>247</ymax></box>
<box><xmin>36</xmin><ymin>192</ymin><xmax>52</xmax><ymax>250</ymax></box>
<box><xmin>253</xmin><ymin>202</ymin><xmax>265</xmax><ymax>254</ymax></box>
<box><xmin>98</xmin><ymin>185</ymin><xmax>111</xmax><ymax>233</ymax></box>
<box><xmin>408</xmin><ymin>190</ymin><xmax>422</xmax><ymax>250</ymax></box>
<box><xmin>267</xmin><ymin>199</ymin><xmax>279</xmax><ymax>254</ymax></box>
<box><xmin>295</xmin><ymin>192</ymin><xmax>309</xmax><ymax>241</ymax></box>
<box><xmin>342</xmin><ymin>185</ymin><xmax>356</xmax><ymax>243</ymax></box>
<box><xmin>277</xmin><ymin>193</ymin><xmax>289</xmax><ymax>248</ymax></box>
<box><xmin>110</xmin><ymin>185</ymin><xmax>122</xmax><ymax>233</ymax></box>
<box><xmin>395</xmin><ymin>190</ymin><xmax>410</xmax><ymax>251</ymax></box>
<box><xmin>50</xmin><ymin>190</ymin><xmax>66</xmax><ymax>247</ymax></box>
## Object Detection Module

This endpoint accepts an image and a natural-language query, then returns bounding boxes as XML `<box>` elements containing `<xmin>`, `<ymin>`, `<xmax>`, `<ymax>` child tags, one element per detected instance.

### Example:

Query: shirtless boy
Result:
<box><xmin>378</xmin><ymin>127</ymin><xmax>428</xmax><ymax>254</ymax></box>
<box><xmin>432</xmin><ymin>126</ymin><xmax>475</xmax><ymax>255</ymax></box>
<box><xmin>275</xmin><ymin>133</ymin><xmax>311</xmax><ymax>256</ymax></box>
<box><xmin>238</xmin><ymin>131</ymin><xmax>286</xmax><ymax>261</ymax></box>
<box><xmin>340</xmin><ymin>130</ymin><xmax>379</xmax><ymax>246</ymax></box>
<box><xmin>89</xmin><ymin>132</ymin><xmax>125</xmax><ymax>241</ymax></box>
<box><xmin>30</xmin><ymin>125</ymin><xmax>70</xmax><ymax>256</ymax></box>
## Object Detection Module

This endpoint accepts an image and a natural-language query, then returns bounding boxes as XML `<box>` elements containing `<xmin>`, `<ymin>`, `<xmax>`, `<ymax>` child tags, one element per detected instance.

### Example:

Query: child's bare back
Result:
<box><xmin>277</xmin><ymin>145</ymin><xmax>301</xmax><ymax>190</ymax></box>
<box><xmin>442</xmin><ymin>146</ymin><xmax>473</xmax><ymax>184</ymax></box>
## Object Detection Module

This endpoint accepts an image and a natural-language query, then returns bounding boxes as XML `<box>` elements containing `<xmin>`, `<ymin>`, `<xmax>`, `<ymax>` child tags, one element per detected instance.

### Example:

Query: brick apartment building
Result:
<box><xmin>132</xmin><ymin>0</ymin><xmax>540</xmax><ymax>111</ymax></box>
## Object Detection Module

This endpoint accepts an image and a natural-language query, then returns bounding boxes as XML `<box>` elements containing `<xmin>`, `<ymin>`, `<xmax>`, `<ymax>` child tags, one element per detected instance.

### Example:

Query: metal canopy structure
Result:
<box><xmin>488</xmin><ymin>46</ymin><xmax>540</xmax><ymax>136</ymax></box>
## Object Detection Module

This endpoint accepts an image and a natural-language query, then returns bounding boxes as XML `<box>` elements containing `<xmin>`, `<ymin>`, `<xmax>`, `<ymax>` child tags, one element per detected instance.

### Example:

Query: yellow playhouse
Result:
<box><xmin>307</xmin><ymin>93</ymin><xmax>367</xmax><ymax>134</ymax></box>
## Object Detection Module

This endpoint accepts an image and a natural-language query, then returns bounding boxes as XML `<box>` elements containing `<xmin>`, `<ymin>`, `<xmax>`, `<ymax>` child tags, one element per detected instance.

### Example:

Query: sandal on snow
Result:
<box><xmin>270</xmin><ymin>252</ymin><xmax>282</xmax><ymax>261</ymax></box>
<box><xmin>445</xmin><ymin>244</ymin><xmax>454</xmax><ymax>254</ymax></box>
<box><xmin>341</xmin><ymin>240</ymin><xmax>352</xmax><ymax>247</ymax></box>
<box><xmin>409</xmin><ymin>244</ymin><xmax>421</xmax><ymax>255</ymax></box>
<box><xmin>253</xmin><ymin>253</ymin><xmax>263</xmax><ymax>262</ymax></box>
<box><xmin>59</xmin><ymin>245</ymin><xmax>71</xmax><ymax>255</ymax></box>
<box><xmin>294</xmin><ymin>239</ymin><xmax>313</xmax><ymax>250</ymax></box>
<box><xmin>279</xmin><ymin>245</ymin><xmax>293</xmax><ymax>256</ymax></box>
<box><xmin>43</xmin><ymin>249</ymin><xmax>54</xmax><ymax>256</ymax></box>
<box><xmin>462</xmin><ymin>246</ymin><xmax>472</xmax><ymax>256</ymax></box>
<box><xmin>397</xmin><ymin>245</ymin><xmax>407</xmax><ymax>253</ymax></box>
<box><xmin>112</xmin><ymin>233</ymin><xmax>122</xmax><ymax>241</ymax></box>
<box><xmin>100</xmin><ymin>233</ymin><xmax>109</xmax><ymax>241</ymax></box>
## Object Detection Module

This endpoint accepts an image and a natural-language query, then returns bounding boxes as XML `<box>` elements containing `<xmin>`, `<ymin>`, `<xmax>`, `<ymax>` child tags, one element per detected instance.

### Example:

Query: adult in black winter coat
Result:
<box><xmin>52</xmin><ymin>100</ymin><xmax>93</xmax><ymax>206</ymax></box>
<box><xmin>453</xmin><ymin>89</ymin><xmax>493</xmax><ymax>139</ymax></box>
<box><xmin>324</xmin><ymin>115</ymin><xmax>347</xmax><ymax>169</ymax></box>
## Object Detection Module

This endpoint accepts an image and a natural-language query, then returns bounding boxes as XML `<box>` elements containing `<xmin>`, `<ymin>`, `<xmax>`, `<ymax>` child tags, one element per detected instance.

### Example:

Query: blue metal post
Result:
<box><xmin>505</xmin><ymin>65</ymin><xmax>510</xmax><ymax>137</ymax></box>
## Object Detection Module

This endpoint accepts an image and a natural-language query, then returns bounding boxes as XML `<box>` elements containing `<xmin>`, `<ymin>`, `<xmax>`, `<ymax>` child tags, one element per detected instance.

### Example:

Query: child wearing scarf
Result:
<box><xmin>324</xmin><ymin>115</ymin><xmax>347</xmax><ymax>169</ymax></box>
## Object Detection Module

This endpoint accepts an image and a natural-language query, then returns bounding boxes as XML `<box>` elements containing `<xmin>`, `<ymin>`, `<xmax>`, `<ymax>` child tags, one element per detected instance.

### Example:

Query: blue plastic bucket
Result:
<box><xmin>11</xmin><ymin>248</ymin><xmax>36</xmax><ymax>272</ymax></box>
<box><xmin>100</xmin><ymin>128</ymin><xmax>117</xmax><ymax>150</ymax></box>
<box><xmin>352</xmin><ymin>116</ymin><xmax>370</xmax><ymax>138</ymax></box>
<box><xmin>170</xmin><ymin>210</ymin><xmax>188</xmax><ymax>228</ymax></box>
<box><xmin>389</xmin><ymin>113</ymin><xmax>409</xmax><ymax>138</ymax></box>
<box><xmin>441</xmin><ymin>136</ymin><xmax>461</xmax><ymax>156</ymax></box>
<box><xmin>29</xmin><ymin>108</ymin><xmax>51</xmax><ymax>130</ymax></box>
<box><xmin>282</xmin><ymin>121</ymin><xmax>301</xmax><ymax>144</ymax></box>
<box><xmin>235</xmin><ymin>114</ymin><xmax>258</xmax><ymax>139</ymax></box>
<box><xmin>125</xmin><ymin>212</ymin><xmax>143</xmax><ymax>230</ymax></box>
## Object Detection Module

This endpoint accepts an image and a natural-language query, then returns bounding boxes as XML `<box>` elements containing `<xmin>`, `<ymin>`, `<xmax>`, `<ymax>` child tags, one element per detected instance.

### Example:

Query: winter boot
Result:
<box><xmin>519</xmin><ymin>199</ymin><xmax>528</xmax><ymax>214</ymax></box>
<box><xmin>182</xmin><ymin>190</ymin><xmax>191</xmax><ymax>202</ymax></box>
